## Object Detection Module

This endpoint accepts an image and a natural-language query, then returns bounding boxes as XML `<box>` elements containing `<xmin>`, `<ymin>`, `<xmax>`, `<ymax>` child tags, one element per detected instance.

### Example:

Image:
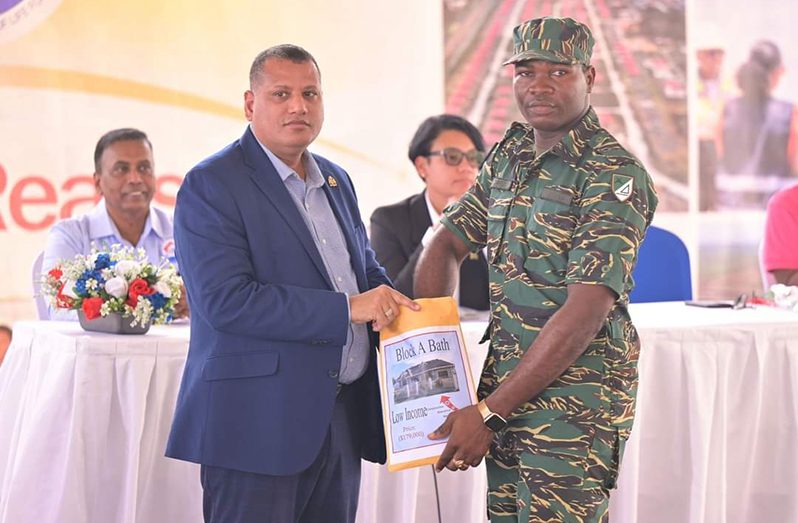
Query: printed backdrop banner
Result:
<box><xmin>4</xmin><ymin>0</ymin><xmax>798</xmax><ymax>323</ymax></box>
<box><xmin>442</xmin><ymin>0</ymin><xmax>798</xmax><ymax>300</ymax></box>
<box><xmin>0</xmin><ymin>0</ymin><xmax>443</xmax><ymax>321</ymax></box>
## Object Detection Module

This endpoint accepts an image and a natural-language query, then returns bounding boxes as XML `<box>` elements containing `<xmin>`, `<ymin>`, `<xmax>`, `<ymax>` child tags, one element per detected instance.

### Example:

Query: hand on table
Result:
<box><xmin>349</xmin><ymin>285</ymin><xmax>420</xmax><ymax>331</ymax></box>
<box><xmin>429</xmin><ymin>405</ymin><xmax>493</xmax><ymax>472</ymax></box>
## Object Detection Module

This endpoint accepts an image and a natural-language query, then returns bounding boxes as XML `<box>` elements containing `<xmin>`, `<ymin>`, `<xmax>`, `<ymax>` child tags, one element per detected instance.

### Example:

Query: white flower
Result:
<box><xmin>62</xmin><ymin>280</ymin><xmax>78</xmax><ymax>298</ymax></box>
<box><xmin>153</xmin><ymin>279</ymin><xmax>172</xmax><ymax>298</ymax></box>
<box><xmin>114</xmin><ymin>260</ymin><xmax>140</xmax><ymax>278</ymax></box>
<box><xmin>105</xmin><ymin>276</ymin><xmax>129</xmax><ymax>299</ymax></box>
<box><xmin>130</xmin><ymin>297</ymin><xmax>154</xmax><ymax>327</ymax></box>
<box><xmin>771</xmin><ymin>284</ymin><xmax>798</xmax><ymax>312</ymax></box>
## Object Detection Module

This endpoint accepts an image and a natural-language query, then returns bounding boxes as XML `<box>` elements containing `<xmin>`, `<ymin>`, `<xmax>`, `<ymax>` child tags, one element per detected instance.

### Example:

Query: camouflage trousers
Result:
<box><xmin>478</xmin><ymin>331</ymin><xmax>634</xmax><ymax>522</ymax></box>
<box><xmin>484</xmin><ymin>415</ymin><xmax>625</xmax><ymax>522</ymax></box>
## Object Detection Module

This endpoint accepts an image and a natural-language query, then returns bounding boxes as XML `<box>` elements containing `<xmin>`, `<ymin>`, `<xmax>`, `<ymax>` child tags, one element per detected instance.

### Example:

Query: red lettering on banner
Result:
<box><xmin>0</xmin><ymin>163</ymin><xmax>182</xmax><ymax>232</ymax></box>
<box><xmin>154</xmin><ymin>174</ymin><xmax>183</xmax><ymax>207</ymax></box>
<box><xmin>0</xmin><ymin>164</ymin><xmax>7</xmax><ymax>231</ymax></box>
<box><xmin>10</xmin><ymin>176</ymin><xmax>57</xmax><ymax>230</ymax></box>
<box><xmin>60</xmin><ymin>176</ymin><xmax>99</xmax><ymax>219</ymax></box>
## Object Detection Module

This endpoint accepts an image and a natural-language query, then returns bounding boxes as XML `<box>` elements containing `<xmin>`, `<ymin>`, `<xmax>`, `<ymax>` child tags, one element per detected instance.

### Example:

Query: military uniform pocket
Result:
<box><xmin>604</xmin><ymin>326</ymin><xmax>641</xmax><ymax>430</ymax></box>
<box><xmin>526</xmin><ymin>196</ymin><xmax>577</xmax><ymax>255</ymax></box>
<box><xmin>486</xmin><ymin>182</ymin><xmax>516</xmax><ymax>263</ymax></box>
<box><xmin>584</xmin><ymin>424</ymin><xmax>627</xmax><ymax>491</ymax></box>
<box><xmin>515</xmin><ymin>413</ymin><xmax>596</xmax><ymax>490</ymax></box>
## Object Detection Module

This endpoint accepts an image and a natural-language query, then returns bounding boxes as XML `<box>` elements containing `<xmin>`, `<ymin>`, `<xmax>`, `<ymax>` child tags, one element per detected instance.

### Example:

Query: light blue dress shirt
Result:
<box><xmin>258</xmin><ymin>141</ymin><xmax>370</xmax><ymax>384</ymax></box>
<box><xmin>41</xmin><ymin>199</ymin><xmax>175</xmax><ymax>320</ymax></box>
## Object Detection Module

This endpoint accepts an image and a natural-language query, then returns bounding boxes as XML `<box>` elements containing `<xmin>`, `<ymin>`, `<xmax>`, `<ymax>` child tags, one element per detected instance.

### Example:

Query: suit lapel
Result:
<box><xmin>319</xmin><ymin>163</ymin><xmax>366</xmax><ymax>289</ymax></box>
<box><xmin>409</xmin><ymin>191</ymin><xmax>433</xmax><ymax>246</ymax></box>
<box><xmin>239</xmin><ymin>129</ymin><xmax>333</xmax><ymax>288</ymax></box>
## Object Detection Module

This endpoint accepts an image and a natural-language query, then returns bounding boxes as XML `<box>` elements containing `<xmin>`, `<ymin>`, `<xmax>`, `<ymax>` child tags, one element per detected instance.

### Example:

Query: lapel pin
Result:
<box><xmin>327</xmin><ymin>176</ymin><xmax>338</xmax><ymax>188</ymax></box>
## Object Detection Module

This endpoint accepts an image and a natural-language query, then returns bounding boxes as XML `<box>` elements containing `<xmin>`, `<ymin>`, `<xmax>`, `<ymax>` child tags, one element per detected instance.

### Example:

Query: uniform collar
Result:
<box><xmin>88</xmin><ymin>199</ymin><xmax>161</xmax><ymax>242</ymax></box>
<box><xmin>523</xmin><ymin>106</ymin><xmax>600</xmax><ymax>166</ymax></box>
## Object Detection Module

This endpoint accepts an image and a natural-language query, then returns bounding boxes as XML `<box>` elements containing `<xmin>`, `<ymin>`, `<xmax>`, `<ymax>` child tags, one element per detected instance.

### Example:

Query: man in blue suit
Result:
<box><xmin>166</xmin><ymin>44</ymin><xmax>418</xmax><ymax>523</ymax></box>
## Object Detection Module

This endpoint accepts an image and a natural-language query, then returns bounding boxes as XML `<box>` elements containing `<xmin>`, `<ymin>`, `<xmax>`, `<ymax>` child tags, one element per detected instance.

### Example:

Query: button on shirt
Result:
<box><xmin>259</xmin><ymin>143</ymin><xmax>369</xmax><ymax>384</ymax></box>
<box><xmin>42</xmin><ymin>199</ymin><xmax>175</xmax><ymax>320</ymax></box>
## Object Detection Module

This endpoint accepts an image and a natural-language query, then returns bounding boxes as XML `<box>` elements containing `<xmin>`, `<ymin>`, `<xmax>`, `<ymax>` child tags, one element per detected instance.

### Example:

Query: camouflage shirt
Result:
<box><xmin>442</xmin><ymin>107</ymin><xmax>657</xmax><ymax>429</ymax></box>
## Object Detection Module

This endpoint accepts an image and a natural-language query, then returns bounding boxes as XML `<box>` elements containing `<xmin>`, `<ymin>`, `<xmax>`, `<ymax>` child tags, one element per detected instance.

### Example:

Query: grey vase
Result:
<box><xmin>77</xmin><ymin>310</ymin><xmax>151</xmax><ymax>335</ymax></box>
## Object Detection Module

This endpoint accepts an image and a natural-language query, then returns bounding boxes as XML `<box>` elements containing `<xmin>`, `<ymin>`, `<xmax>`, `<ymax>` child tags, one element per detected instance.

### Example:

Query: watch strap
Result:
<box><xmin>477</xmin><ymin>399</ymin><xmax>507</xmax><ymax>431</ymax></box>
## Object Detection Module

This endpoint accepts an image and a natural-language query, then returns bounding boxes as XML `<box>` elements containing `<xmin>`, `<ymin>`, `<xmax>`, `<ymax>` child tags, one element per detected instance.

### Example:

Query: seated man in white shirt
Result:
<box><xmin>42</xmin><ymin>128</ymin><xmax>188</xmax><ymax>319</ymax></box>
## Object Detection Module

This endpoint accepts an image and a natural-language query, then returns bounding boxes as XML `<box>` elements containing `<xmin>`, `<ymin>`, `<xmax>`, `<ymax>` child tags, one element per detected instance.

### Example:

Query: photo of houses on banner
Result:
<box><xmin>392</xmin><ymin>357</ymin><xmax>461</xmax><ymax>404</ymax></box>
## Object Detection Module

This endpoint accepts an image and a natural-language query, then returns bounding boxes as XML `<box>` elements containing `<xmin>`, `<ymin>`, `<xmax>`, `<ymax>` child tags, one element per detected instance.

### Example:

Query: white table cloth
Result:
<box><xmin>2</xmin><ymin>303</ymin><xmax>797</xmax><ymax>523</ymax></box>
<box><xmin>0</xmin><ymin>321</ymin><xmax>200</xmax><ymax>523</ymax></box>
<box><xmin>613</xmin><ymin>302</ymin><xmax>798</xmax><ymax>523</ymax></box>
<box><xmin>359</xmin><ymin>302</ymin><xmax>798</xmax><ymax>523</ymax></box>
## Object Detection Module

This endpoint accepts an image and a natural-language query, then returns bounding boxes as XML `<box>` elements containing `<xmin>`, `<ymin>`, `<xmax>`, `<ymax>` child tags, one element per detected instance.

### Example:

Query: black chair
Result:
<box><xmin>629</xmin><ymin>226</ymin><xmax>692</xmax><ymax>303</ymax></box>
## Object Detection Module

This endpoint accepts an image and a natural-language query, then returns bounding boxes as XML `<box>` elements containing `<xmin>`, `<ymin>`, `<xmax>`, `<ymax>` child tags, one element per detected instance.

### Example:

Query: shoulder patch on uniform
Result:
<box><xmin>612</xmin><ymin>173</ymin><xmax>634</xmax><ymax>202</ymax></box>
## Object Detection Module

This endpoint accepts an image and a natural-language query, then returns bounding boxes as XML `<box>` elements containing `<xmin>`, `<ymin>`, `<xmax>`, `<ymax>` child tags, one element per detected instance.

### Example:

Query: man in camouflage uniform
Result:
<box><xmin>415</xmin><ymin>17</ymin><xmax>658</xmax><ymax>522</ymax></box>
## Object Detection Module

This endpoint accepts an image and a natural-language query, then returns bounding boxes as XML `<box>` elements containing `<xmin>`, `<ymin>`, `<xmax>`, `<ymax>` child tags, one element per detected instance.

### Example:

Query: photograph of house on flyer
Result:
<box><xmin>378</xmin><ymin>323</ymin><xmax>478</xmax><ymax>470</ymax></box>
<box><xmin>393</xmin><ymin>358</ymin><xmax>460</xmax><ymax>404</ymax></box>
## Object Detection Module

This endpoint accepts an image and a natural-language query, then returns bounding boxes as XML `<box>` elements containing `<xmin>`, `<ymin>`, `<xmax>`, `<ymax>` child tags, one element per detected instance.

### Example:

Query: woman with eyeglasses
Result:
<box><xmin>369</xmin><ymin>114</ymin><xmax>490</xmax><ymax>311</ymax></box>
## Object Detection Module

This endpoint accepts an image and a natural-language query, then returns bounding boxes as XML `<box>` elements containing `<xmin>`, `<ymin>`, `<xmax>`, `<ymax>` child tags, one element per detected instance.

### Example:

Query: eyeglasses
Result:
<box><xmin>426</xmin><ymin>148</ymin><xmax>484</xmax><ymax>168</ymax></box>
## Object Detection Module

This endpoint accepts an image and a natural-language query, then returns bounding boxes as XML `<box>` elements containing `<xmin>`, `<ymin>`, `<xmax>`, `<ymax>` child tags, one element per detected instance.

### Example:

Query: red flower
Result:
<box><xmin>126</xmin><ymin>278</ymin><xmax>154</xmax><ymax>307</ymax></box>
<box><xmin>56</xmin><ymin>283</ymin><xmax>74</xmax><ymax>309</ymax></box>
<box><xmin>81</xmin><ymin>297</ymin><xmax>104</xmax><ymax>320</ymax></box>
<box><xmin>48</xmin><ymin>267</ymin><xmax>63</xmax><ymax>280</ymax></box>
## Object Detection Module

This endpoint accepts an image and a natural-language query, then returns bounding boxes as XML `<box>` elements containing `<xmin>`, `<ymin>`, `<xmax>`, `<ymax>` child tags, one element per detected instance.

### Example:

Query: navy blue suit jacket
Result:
<box><xmin>166</xmin><ymin>128</ymin><xmax>389</xmax><ymax>475</ymax></box>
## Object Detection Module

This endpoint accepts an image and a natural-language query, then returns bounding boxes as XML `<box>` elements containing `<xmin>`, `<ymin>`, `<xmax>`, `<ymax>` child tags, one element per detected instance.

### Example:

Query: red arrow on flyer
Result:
<box><xmin>440</xmin><ymin>395</ymin><xmax>458</xmax><ymax>412</ymax></box>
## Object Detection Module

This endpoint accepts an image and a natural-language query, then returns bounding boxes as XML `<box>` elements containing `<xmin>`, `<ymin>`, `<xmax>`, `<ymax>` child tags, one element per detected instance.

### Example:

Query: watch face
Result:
<box><xmin>485</xmin><ymin>413</ymin><xmax>506</xmax><ymax>432</ymax></box>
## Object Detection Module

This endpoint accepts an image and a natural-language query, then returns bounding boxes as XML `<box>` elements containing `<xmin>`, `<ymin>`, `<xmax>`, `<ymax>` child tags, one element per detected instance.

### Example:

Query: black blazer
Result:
<box><xmin>369</xmin><ymin>191</ymin><xmax>489</xmax><ymax>310</ymax></box>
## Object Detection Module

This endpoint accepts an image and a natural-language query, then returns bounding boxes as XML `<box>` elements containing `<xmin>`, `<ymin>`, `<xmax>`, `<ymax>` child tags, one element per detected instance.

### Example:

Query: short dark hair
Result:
<box><xmin>407</xmin><ymin>114</ymin><xmax>486</xmax><ymax>163</ymax></box>
<box><xmin>0</xmin><ymin>325</ymin><xmax>11</xmax><ymax>338</ymax></box>
<box><xmin>737</xmin><ymin>40</ymin><xmax>783</xmax><ymax>101</ymax></box>
<box><xmin>749</xmin><ymin>40</ymin><xmax>781</xmax><ymax>73</ymax></box>
<box><xmin>249</xmin><ymin>44</ymin><xmax>321</xmax><ymax>89</ymax></box>
<box><xmin>93</xmin><ymin>128</ymin><xmax>152</xmax><ymax>173</ymax></box>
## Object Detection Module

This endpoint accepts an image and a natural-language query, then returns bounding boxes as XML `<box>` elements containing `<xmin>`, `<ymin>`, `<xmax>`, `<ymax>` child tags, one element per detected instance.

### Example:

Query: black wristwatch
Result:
<box><xmin>477</xmin><ymin>400</ymin><xmax>507</xmax><ymax>432</ymax></box>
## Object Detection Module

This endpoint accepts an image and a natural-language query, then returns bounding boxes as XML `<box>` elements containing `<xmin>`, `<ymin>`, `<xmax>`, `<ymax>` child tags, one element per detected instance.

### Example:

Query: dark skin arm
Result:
<box><xmin>414</xmin><ymin>226</ymin><xmax>470</xmax><ymax>299</ymax></box>
<box><xmin>415</xmin><ymin>228</ymin><xmax>616</xmax><ymax>472</ymax></box>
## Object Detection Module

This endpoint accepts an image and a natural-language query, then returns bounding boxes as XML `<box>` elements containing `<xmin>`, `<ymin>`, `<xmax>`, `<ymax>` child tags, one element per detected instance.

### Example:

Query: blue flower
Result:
<box><xmin>147</xmin><ymin>292</ymin><xmax>168</xmax><ymax>310</ymax></box>
<box><xmin>94</xmin><ymin>253</ymin><xmax>113</xmax><ymax>270</ymax></box>
<box><xmin>76</xmin><ymin>269</ymin><xmax>106</xmax><ymax>296</ymax></box>
<box><xmin>76</xmin><ymin>271</ymin><xmax>91</xmax><ymax>295</ymax></box>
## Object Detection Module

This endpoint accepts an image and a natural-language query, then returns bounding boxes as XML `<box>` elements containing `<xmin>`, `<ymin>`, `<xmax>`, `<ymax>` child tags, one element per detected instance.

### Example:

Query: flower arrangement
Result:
<box><xmin>770</xmin><ymin>284</ymin><xmax>798</xmax><ymax>312</ymax></box>
<box><xmin>42</xmin><ymin>246</ymin><xmax>183</xmax><ymax>327</ymax></box>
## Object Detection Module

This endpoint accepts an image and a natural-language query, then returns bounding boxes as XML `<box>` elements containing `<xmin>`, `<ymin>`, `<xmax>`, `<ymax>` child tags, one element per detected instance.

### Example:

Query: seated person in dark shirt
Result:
<box><xmin>370</xmin><ymin>114</ymin><xmax>489</xmax><ymax>310</ymax></box>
